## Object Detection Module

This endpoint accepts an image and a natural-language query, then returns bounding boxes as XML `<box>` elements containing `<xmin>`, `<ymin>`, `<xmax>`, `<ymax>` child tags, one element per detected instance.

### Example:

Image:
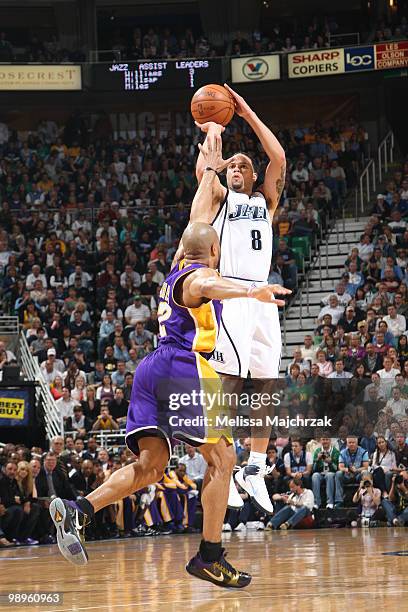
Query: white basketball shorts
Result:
<box><xmin>209</xmin><ymin>289</ymin><xmax>282</xmax><ymax>379</ymax></box>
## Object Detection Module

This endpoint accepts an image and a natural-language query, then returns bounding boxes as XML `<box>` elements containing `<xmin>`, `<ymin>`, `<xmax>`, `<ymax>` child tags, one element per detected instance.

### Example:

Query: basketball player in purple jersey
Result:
<box><xmin>192</xmin><ymin>84</ymin><xmax>287</xmax><ymax>514</ymax></box>
<box><xmin>49</xmin><ymin>139</ymin><xmax>287</xmax><ymax>588</ymax></box>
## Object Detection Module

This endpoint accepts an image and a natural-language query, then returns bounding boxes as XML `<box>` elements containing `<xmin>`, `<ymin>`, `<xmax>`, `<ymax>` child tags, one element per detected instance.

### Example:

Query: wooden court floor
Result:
<box><xmin>0</xmin><ymin>529</ymin><xmax>407</xmax><ymax>612</ymax></box>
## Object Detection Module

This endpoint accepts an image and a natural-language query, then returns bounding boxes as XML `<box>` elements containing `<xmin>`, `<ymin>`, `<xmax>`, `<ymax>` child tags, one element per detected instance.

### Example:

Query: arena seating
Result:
<box><xmin>1</xmin><ymin>109</ymin><xmax>408</xmax><ymax>542</ymax></box>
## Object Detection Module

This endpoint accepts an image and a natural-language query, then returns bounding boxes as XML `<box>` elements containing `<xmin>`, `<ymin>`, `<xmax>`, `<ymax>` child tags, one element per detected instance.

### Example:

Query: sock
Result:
<box><xmin>248</xmin><ymin>451</ymin><xmax>267</xmax><ymax>468</ymax></box>
<box><xmin>199</xmin><ymin>539</ymin><xmax>222</xmax><ymax>563</ymax></box>
<box><xmin>76</xmin><ymin>497</ymin><xmax>95</xmax><ymax>518</ymax></box>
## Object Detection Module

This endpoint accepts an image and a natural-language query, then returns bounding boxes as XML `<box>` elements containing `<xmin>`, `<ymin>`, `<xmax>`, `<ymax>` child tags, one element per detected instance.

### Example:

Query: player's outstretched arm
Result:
<box><xmin>183</xmin><ymin>267</ymin><xmax>291</xmax><ymax>307</ymax></box>
<box><xmin>224</xmin><ymin>83</ymin><xmax>286</xmax><ymax>216</ymax></box>
<box><xmin>191</xmin><ymin>127</ymin><xmax>230</xmax><ymax>223</ymax></box>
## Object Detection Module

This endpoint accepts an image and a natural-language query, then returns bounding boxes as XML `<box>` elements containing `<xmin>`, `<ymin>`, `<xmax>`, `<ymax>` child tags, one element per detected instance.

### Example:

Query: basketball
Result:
<box><xmin>191</xmin><ymin>84</ymin><xmax>235</xmax><ymax>126</ymax></box>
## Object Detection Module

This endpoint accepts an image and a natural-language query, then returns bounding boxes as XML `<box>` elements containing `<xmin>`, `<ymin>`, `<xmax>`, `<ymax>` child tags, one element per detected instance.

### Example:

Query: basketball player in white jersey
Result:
<box><xmin>191</xmin><ymin>84</ymin><xmax>288</xmax><ymax>514</ymax></box>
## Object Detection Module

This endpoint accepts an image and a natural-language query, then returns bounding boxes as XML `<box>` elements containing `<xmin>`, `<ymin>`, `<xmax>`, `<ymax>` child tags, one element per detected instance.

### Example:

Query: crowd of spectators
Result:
<box><xmin>268</xmin><ymin>159</ymin><xmax>408</xmax><ymax>531</ymax></box>
<box><xmin>103</xmin><ymin>17</ymin><xmax>345</xmax><ymax>60</ymax></box>
<box><xmin>0</xmin><ymin>438</ymin><xmax>208</xmax><ymax>546</ymax></box>
<box><xmin>373</xmin><ymin>15</ymin><xmax>408</xmax><ymax>43</ymax></box>
<box><xmin>0</xmin><ymin>10</ymin><xmax>382</xmax><ymax>65</ymax></box>
<box><xmin>0</xmin><ymin>31</ymin><xmax>84</xmax><ymax>63</ymax></box>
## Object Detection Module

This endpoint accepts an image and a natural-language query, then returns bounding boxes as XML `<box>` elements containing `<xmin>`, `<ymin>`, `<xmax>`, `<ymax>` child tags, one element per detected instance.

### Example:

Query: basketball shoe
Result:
<box><xmin>49</xmin><ymin>498</ymin><xmax>89</xmax><ymax>566</ymax></box>
<box><xmin>234</xmin><ymin>464</ymin><xmax>274</xmax><ymax>514</ymax></box>
<box><xmin>227</xmin><ymin>474</ymin><xmax>244</xmax><ymax>510</ymax></box>
<box><xmin>186</xmin><ymin>549</ymin><xmax>251</xmax><ymax>588</ymax></box>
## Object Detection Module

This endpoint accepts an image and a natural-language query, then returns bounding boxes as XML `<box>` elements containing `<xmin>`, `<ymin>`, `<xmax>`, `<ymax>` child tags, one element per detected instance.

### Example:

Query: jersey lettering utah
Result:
<box><xmin>228</xmin><ymin>204</ymin><xmax>268</xmax><ymax>222</ymax></box>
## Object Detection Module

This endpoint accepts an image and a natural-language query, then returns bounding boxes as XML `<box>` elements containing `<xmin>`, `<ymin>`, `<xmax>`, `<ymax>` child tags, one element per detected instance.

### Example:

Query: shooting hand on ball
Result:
<box><xmin>224</xmin><ymin>84</ymin><xmax>252</xmax><ymax>119</ymax></box>
<box><xmin>195</xmin><ymin>121</ymin><xmax>225</xmax><ymax>135</ymax></box>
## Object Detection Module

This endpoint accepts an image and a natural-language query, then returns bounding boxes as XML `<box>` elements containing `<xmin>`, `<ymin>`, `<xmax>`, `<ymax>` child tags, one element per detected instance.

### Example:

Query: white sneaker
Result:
<box><xmin>326</xmin><ymin>503</ymin><xmax>334</xmax><ymax>510</ymax></box>
<box><xmin>246</xmin><ymin>521</ymin><xmax>258</xmax><ymax>530</ymax></box>
<box><xmin>351</xmin><ymin>520</ymin><xmax>358</xmax><ymax>528</ymax></box>
<box><xmin>227</xmin><ymin>475</ymin><xmax>244</xmax><ymax>510</ymax></box>
<box><xmin>235</xmin><ymin>465</ymin><xmax>274</xmax><ymax>515</ymax></box>
<box><xmin>256</xmin><ymin>521</ymin><xmax>265</xmax><ymax>531</ymax></box>
<box><xmin>234</xmin><ymin>522</ymin><xmax>247</xmax><ymax>532</ymax></box>
<box><xmin>222</xmin><ymin>523</ymin><xmax>232</xmax><ymax>532</ymax></box>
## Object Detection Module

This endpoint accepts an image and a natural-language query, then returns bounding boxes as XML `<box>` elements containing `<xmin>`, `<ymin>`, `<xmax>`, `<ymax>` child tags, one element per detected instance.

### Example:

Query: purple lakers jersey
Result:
<box><xmin>157</xmin><ymin>261</ymin><xmax>222</xmax><ymax>355</ymax></box>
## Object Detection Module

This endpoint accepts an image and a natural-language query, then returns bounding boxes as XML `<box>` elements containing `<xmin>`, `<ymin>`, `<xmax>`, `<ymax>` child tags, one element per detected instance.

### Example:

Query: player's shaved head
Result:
<box><xmin>182</xmin><ymin>222</ymin><xmax>219</xmax><ymax>255</ymax></box>
<box><xmin>181</xmin><ymin>222</ymin><xmax>220</xmax><ymax>268</ymax></box>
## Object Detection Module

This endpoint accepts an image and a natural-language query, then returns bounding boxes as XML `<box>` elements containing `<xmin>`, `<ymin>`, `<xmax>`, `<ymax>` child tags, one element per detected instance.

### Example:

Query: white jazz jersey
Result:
<box><xmin>210</xmin><ymin>188</ymin><xmax>282</xmax><ymax>379</ymax></box>
<box><xmin>212</xmin><ymin>189</ymin><xmax>272</xmax><ymax>282</ymax></box>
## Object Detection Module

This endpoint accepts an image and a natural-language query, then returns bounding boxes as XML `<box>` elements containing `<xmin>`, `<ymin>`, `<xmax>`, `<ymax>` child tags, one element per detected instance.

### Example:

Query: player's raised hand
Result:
<box><xmin>248</xmin><ymin>284</ymin><xmax>292</xmax><ymax>306</ymax></box>
<box><xmin>224</xmin><ymin>83</ymin><xmax>252</xmax><ymax>119</ymax></box>
<box><xmin>198</xmin><ymin>134</ymin><xmax>233</xmax><ymax>173</ymax></box>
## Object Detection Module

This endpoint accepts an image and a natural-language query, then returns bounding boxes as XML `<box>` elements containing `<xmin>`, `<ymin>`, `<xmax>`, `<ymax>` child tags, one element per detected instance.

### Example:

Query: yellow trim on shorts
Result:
<box><xmin>189</xmin><ymin>301</ymin><xmax>218</xmax><ymax>353</ymax></box>
<box><xmin>195</xmin><ymin>353</ymin><xmax>233</xmax><ymax>445</ymax></box>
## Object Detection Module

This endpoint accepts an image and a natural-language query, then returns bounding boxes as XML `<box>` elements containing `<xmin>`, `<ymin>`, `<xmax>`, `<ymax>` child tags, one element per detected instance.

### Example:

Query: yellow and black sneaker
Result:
<box><xmin>186</xmin><ymin>549</ymin><xmax>252</xmax><ymax>588</ymax></box>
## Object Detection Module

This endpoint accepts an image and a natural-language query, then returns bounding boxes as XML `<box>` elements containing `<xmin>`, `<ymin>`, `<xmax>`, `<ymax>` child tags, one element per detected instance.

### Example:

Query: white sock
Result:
<box><xmin>248</xmin><ymin>451</ymin><xmax>267</xmax><ymax>468</ymax></box>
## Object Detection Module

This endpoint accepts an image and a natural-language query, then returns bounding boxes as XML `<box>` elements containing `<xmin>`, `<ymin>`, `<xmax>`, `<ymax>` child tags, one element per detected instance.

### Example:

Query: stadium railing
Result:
<box><xmin>19</xmin><ymin>330</ymin><xmax>62</xmax><ymax>440</ymax></box>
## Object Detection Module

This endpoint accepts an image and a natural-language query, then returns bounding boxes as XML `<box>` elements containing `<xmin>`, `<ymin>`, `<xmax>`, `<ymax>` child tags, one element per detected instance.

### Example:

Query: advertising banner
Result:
<box><xmin>344</xmin><ymin>45</ymin><xmax>375</xmax><ymax>72</ymax></box>
<box><xmin>375</xmin><ymin>41</ymin><xmax>408</xmax><ymax>70</ymax></box>
<box><xmin>0</xmin><ymin>65</ymin><xmax>82</xmax><ymax>90</ymax></box>
<box><xmin>288</xmin><ymin>49</ymin><xmax>344</xmax><ymax>78</ymax></box>
<box><xmin>231</xmin><ymin>55</ymin><xmax>280</xmax><ymax>83</ymax></box>
<box><xmin>0</xmin><ymin>389</ymin><xmax>30</xmax><ymax>426</ymax></box>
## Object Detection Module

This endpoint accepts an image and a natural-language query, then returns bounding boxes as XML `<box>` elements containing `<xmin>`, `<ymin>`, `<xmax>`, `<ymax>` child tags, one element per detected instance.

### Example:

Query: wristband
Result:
<box><xmin>204</xmin><ymin>166</ymin><xmax>219</xmax><ymax>176</ymax></box>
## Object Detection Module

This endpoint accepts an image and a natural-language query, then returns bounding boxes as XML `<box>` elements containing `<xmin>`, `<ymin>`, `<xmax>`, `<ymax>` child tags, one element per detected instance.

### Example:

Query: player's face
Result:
<box><xmin>226</xmin><ymin>155</ymin><xmax>256</xmax><ymax>193</ymax></box>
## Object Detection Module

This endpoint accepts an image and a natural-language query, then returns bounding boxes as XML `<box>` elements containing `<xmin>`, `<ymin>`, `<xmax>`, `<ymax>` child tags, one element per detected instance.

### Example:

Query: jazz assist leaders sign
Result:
<box><xmin>288</xmin><ymin>48</ymin><xmax>345</xmax><ymax>78</ymax></box>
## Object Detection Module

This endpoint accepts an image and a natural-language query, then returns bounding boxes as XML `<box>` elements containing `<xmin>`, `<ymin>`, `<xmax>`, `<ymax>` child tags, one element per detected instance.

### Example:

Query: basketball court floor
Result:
<box><xmin>0</xmin><ymin>529</ymin><xmax>406</xmax><ymax>612</ymax></box>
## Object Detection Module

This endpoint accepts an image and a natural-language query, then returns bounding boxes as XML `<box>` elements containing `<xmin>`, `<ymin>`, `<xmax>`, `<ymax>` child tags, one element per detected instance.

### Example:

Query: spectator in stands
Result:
<box><xmin>35</xmin><ymin>452</ymin><xmax>75</xmax><ymax>501</ymax></box>
<box><xmin>362</xmin><ymin>343</ymin><xmax>383</xmax><ymax>375</ymax></box>
<box><xmin>108</xmin><ymin>387</ymin><xmax>128</xmax><ymax>422</ymax></box>
<box><xmin>317</xmin><ymin>295</ymin><xmax>344</xmax><ymax>326</ymax></box>
<box><xmin>284</xmin><ymin>438</ymin><xmax>313</xmax><ymax>489</ymax></box>
<box><xmin>179</xmin><ymin>445</ymin><xmax>207</xmax><ymax>491</ymax></box>
<box><xmin>300</xmin><ymin>335</ymin><xmax>316</xmax><ymax>363</ymax></box>
<box><xmin>268</xmin><ymin>477</ymin><xmax>314</xmax><ymax>530</ymax></box>
<box><xmin>382</xmin><ymin>473</ymin><xmax>408</xmax><ymax>526</ymax></box>
<box><xmin>124</xmin><ymin>295</ymin><xmax>150</xmax><ymax>326</ymax></box>
<box><xmin>328</xmin><ymin>359</ymin><xmax>353</xmax><ymax>380</ymax></box>
<box><xmin>56</xmin><ymin>387</ymin><xmax>79</xmax><ymax>422</ymax></box>
<box><xmin>92</xmin><ymin>404</ymin><xmax>120</xmax><ymax>431</ymax></box>
<box><xmin>275</xmin><ymin>240</ymin><xmax>297</xmax><ymax>291</ymax></box>
<box><xmin>69</xmin><ymin>459</ymin><xmax>96</xmax><ymax>497</ymax></box>
<box><xmin>0</xmin><ymin>461</ymin><xmax>32</xmax><ymax>544</ymax></box>
<box><xmin>321</xmin><ymin>283</ymin><xmax>352</xmax><ymax>307</ymax></box>
<box><xmin>65</xmin><ymin>405</ymin><xmax>92</xmax><ymax>435</ymax></box>
<box><xmin>334</xmin><ymin>435</ymin><xmax>370</xmax><ymax>507</ymax></box>
<box><xmin>82</xmin><ymin>437</ymin><xmax>99</xmax><ymax>461</ymax></box>
<box><xmin>97</xmin><ymin>367</ymin><xmax>116</xmax><ymax>395</ymax></box>
<box><xmin>286</xmin><ymin>348</ymin><xmax>311</xmax><ymax>375</ymax></box>
<box><xmin>383</xmin><ymin>304</ymin><xmax>406</xmax><ymax>338</ymax></box>
<box><xmin>315</xmin><ymin>349</ymin><xmax>333</xmax><ymax>377</ymax></box>
<box><xmin>111</xmin><ymin>361</ymin><xmax>127</xmax><ymax>387</ymax></box>
<box><xmin>385</xmin><ymin>386</ymin><xmax>408</xmax><ymax>418</ymax></box>
<box><xmin>351</xmin><ymin>471</ymin><xmax>382</xmax><ymax>526</ymax></box>
<box><xmin>311</xmin><ymin>432</ymin><xmax>340</xmax><ymax>509</ymax></box>
<box><xmin>371</xmin><ymin>435</ymin><xmax>397</xmax><ymax>494</ymax></box>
